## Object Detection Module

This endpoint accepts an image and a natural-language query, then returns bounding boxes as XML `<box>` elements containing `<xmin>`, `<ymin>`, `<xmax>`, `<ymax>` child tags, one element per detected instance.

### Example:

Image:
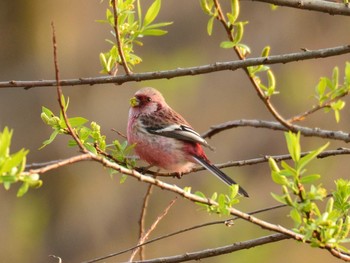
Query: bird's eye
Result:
<box><xmin>147</xmin><ymin>97</ymin><xmax>152</xmax><ymax>102</ymax></box>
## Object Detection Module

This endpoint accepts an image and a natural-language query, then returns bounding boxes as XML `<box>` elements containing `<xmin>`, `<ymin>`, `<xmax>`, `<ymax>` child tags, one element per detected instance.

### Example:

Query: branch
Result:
<box><xmin>51</xmin><ymin>22</ymin><xmax>86</xmax><ymax>152</ymax></box>
<box><xmin>149</xmin><ymin>147</ymin><xmax>350</xmax><ymax>179</ymax></box>
<box><xmin>83</xmin><ymin>203</ymin><xmax>290</xmax><ymax>263</ymax></box>
<box><xmin>130</xmin><ymin>198</ymin><xmax>177</xmax><ymax>261</ymax></box>
<box><xmin>26</xmin><ymin>154</ymin><xmax>92</xmax><ymax>174</ymax></box>
<box><xmin>202</xmin><ymin>119</ymin><xmax>350</xmax><ymax>142</ymax></box>
<box><xmin>213</xmin><ymin>0</ymin><xmax>296</xmax><ymax>131</ymax></box>
<box><xmin>247</xmin><ymin>0</ymin><xmax>350</xmax><ymax>16</ymax></box>
<box><xmin>1</xmin><ymin>45</ymin><xmax>349</xmax><ymax>89</ymax></box>
<box><xmin>125</xmin><ymin>233</ymin><xmax>290</xmax><ymax>263</ymax></box>
<box><xmin>137</xmin><ymin>183</ymin><xmax>156</xmax><ymax>260</ymax></box>
<box><xmin>111</xmin><ymin>0</ymin><xmax>132</xmax><ymax>74</ymax></box>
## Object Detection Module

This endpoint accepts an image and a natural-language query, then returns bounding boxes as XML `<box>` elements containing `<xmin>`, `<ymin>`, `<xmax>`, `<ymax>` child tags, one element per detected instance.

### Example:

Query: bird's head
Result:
<box><xmin>129</xmin><ymin>87</ymin><xmax>167</xmax><ymax>114</ymax></box>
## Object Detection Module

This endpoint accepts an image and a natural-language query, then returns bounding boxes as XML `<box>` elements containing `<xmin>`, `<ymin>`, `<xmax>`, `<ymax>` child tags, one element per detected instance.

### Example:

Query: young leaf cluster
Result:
<box><xmin>248</xmin><ymin>46</ymin><xmax>277</xmax><ymax>98</ymax></box>
<box><xmin>314</xmin><ymin>62</ymin><xmax>350</xmax><ymax>122</ymax></box>
<box><xmin>0</xmin><ymin>127</ymin><xmax>41</xmax><ymax>197</ymax></box>
<box><xmin>269</xmin><ymin>132</ymin><xmax>350</xmax><ymax>251</ymax></box>
<box><xmin>40</xmin><ymin>96</ymin><xmax>135</xmax><ymax>170</ymax></box>
<box><xmin>194</xmin><ymin>185</ymin><xmax>240</xmax><ymax>215</ymax></box>
<box><xmin>98</xmin><ymin>0</ymin><xmax>172</xmax><ymax>73</ymax></box>
<box><xmin>200</xmin><ymin>0</ymin><xmax>250</xmax><ymax>56</ymax></box>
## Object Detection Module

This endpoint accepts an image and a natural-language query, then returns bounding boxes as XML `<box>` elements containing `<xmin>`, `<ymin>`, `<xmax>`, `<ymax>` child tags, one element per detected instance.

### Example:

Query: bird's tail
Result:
<box><xmin>193</xmin><ymin>155</ymin><xmax>249</xmax><ymax>197</ymax></box>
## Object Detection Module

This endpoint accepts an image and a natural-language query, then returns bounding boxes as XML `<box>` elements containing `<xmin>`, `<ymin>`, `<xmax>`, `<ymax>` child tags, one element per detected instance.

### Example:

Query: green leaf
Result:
<box><xmin>345</xmin><ymin>62</ymin><xmax>350</xmax><ymax>87</ymax></box>
<box><xmin>0</xmin><ymin>127</ymin><xmax>12</xmax><ymax>157</ymax></box>
<box><xmin>207</xmin><ymin>16</ymin><xmax>215</xmax><ymax>36</ymax></box>
<box><xmin>68</xmin><ymin>117</ymin><xmax>89</xmax><ymax>128</ymax></box>
<box><xmin>42</xmin><ymin>106</ymin><xmax>54</xmax><ymax>117</ymax></box>
<box><xmin>143</xmin><ymin>0</ymin><xmax>161</xmax><ymax>27</ymax></box>
<box><xmin>141</xmin><ymin>28</ymin><xmax>168</xmax><ymax>36</ymax></box>
<box><xmin>271</xmin><ymin>192</ymin><xmax>287</xmax><ymax>204</ymax></box>
<box><xmin>316</xmin><ymin>78</ymin><xmax>327</xmax><ymax>103</ymax></box>
<box><xmin>271</xmin><ymin>171</ymin><xmax>289</xmax><ymax>185</ymax></box>
<box><xmin>290</xmin><ymin>208</ymin><xmax>302</xmax><ymax>225</ymax></box>
<box><xmin>234</xmin><ymin>21</ymin><xmax>244</xmax><ymax>44</ymax></box>
<box><xmin>332</xmin><ymin>66</ymin><xmax>339</xmax><ymax>89</ymax></box>
<box><xmin>285</xmin><ymin>131</ymin><xmax>300</xmax><ymax>163</ymax></box>
<box><xmin>297</xmin><ymin>142</ymin><xmax>329</xmax><ymax>172</ymax></box>
<box><xmin>220</xmin><ymin>41</ymin><xmax>236</xmax><ymax>49</ymax></box>
<box><xmin>17</xmin><ymin>182</ymin><xmax>29</xmax><ymax>197</ymax></box>
<box><xmin>300</xmin><ymin>174</ymin><xmax>321</xmax><ymax>184</ymax></box>
<box><xmin>3</xmin><ymin>149</ymin><xmax>28</xmax><ymax>174</ymax></box>
<box><xmin>236</xmin><ymin>43</ymin><xmax>251</xmax><ymax>56</ymax></box>
<box><xmin>230</xmin><ymin>0</ymin><xmax>240</xmax><ymax>24</ymax></box>
<box><xmin>261</xmin><ymin>46</ymin><xmax>271</xmax><ymax>57</ymax></box>
<box><xmin>200</xmin><ymin>0</ymin><xmax>214</xmax><ymax>15</ymax></box>
<box><xmin>39</xmin><ymin>130</ymin><xmax>59</xmax><ymax>149</ymax></box>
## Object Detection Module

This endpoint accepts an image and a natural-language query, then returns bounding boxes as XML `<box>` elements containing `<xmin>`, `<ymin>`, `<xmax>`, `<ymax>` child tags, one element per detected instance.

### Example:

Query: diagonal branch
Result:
<box><xmin>124</xmin><ymin>233</ymin><xmax>290</xmax><ymax>263</ymax></box>
<box><xmin>130</xmin><ymin>198</ymin><xmax>177</xmax><ymax>261</ymax></box>
<box><xmin>51</xmin><ymin>22</ymin><xmax>86</xmax><ymax>152</ymax></box>
<box><xmin>213</xmin><ymin>0</ymin><xmax>295</xmax><ymax>131</ymax></box>
<box><xmin>1</xmin><ymin>45</ymin><xmax>349</xmax><ymax>89</ymax></box>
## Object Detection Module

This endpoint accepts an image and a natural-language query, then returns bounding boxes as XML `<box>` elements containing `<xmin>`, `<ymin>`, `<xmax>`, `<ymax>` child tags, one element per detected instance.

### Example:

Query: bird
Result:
<box><xmin>127</xmin><ymin>87</ymin><xmax>249</xmax><ymax>197</ymax></box>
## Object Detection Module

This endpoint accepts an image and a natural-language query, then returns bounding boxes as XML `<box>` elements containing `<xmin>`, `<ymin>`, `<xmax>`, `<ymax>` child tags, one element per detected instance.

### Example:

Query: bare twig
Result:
<box><xmin>123</xmin><ymin>233</ymin><xmax>290</xmax><ymax>263</ymax></box>
<box><xmin>138</xmin><ymin>183</ymin><xmax>156</xmax><ymax>260</ymax></box>
<box><xmin>130</xmin><ymin>198</ymin><xmax>177</xmax><ymax>261</ymax></box>
<box><xmin>26</xmin><ymin>154</ymin><xmax>92</xmax><ymax>174</ymax></box>
<box><xmin>83</xmin><ymin>202</ymin><xmax>290</xmax><ymax>263</ymax></box>
<box><xmin>51</xmin><ymin>22</ymin><xmax>86</xmax><ymax>152</ymax></box>
<box><xmin>111</xmin><ymin>0</ymin><xmax>132</xmax><ymax>74</ymax></box>
<box><xmin>202</xmin><ymin>119</ymin><xmax>350</xmax><ymax>142</ymax></box>
<box><xmin>246</xmin><ymin>0</ymin><xmax>350</xmax><ymax>16</ymax></box>
<box><xmin>1</xmin><ymin>45</ymin><xmax>350</xmax><ymax>89</ymax></box>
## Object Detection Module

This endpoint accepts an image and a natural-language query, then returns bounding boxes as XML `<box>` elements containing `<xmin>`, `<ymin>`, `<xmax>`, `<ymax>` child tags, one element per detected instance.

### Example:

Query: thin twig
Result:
<box><xmin>138</xmin><ymin>183</ymin><xmax>156</xmax><ymax>260</ymax></box>
<box><xmin>111</xmin><ymin>0</ymin><xmax>132</xmax><ymax>74</ymax></box>
<box><xmin>202</xmin><ymin>119</ymin><xmax>350</xmax><ymax>142</ymax></box>
<box><xmin>124</xmin><ymin>233</ymin><xmax>290</xmax><ymax>263</ymax></box>
<box><xmin>246</xmin><ymin>0</ymin><xmax>350</xmax><ymax>16</ymax></box>
<box><xmin>51</xmin><ymin>22</ymin><xmax>86</xmax><ymax>152</ymax></box>
<box><xmin>1</xmin><ymin>45</ymin><xmax>349</xmax><ymax>89</ymax></box>
<box><xmin>83</xmin><ymin>202</ymin><xmax>290</xmax><ymax>263</ymax></box>
<box><xmin>288</xmin><ymin>90</ymin><xmax>350</xmax><ymax>122</ymax></box>
<box><xmin>26</xmin><ymin>154</ymin><xmax>92</xmax><ymax>174</ymax></box>
<box><xmin>130</xmin><ymin>198</ymin><xmax>177</xmax><ymax>261</ymax></box>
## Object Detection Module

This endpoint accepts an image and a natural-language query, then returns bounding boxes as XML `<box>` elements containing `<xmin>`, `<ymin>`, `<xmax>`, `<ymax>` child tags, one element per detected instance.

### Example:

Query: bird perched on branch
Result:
<box><xmin>127</xmin><ymin>87</ymin><xmax>248</xmax><ymax>197</ymax></box>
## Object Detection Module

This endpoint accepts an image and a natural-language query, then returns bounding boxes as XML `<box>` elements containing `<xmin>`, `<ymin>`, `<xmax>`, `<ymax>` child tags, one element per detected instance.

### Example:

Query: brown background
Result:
<box><xmin>0</xmin><ymin>1</ymin><xmax>349</xmax><ymax>262</ymax></box>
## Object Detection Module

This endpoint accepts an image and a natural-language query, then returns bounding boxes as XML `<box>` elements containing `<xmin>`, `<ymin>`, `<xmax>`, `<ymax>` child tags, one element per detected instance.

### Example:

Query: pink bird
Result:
<box><xmin>127</xmin><ymin>87</ymin><xmax>248</xmax><ymax>197</ymax></box>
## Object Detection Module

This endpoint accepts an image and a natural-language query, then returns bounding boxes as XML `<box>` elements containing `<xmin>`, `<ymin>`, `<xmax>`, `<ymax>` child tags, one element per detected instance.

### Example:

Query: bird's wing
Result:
<box><xmin>146</xmin><ymin>124</ymin><xmax>214</xmax><ymax>150</ymax></box>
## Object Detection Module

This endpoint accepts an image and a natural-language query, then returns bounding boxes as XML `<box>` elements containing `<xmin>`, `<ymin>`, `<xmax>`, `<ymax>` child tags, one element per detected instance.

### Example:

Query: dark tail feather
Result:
<box><xmin>193</xmin><ymin>156</ymin><xmax>249</xmax><ymax>197</ymax></box>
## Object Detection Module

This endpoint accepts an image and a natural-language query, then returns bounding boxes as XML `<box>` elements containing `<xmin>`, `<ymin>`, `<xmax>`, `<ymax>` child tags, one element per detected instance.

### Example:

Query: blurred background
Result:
<box><xmin>0</xmin><ymin>1</ymin><xmax>350</xmax><ymax>262</ymax></box>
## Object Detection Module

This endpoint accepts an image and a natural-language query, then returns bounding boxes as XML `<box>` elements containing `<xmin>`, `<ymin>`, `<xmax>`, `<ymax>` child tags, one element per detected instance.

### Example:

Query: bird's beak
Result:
<box><xmin>129</xmin><ymin>96</ymin><xmax>139</xmax><ymax>107</ymax></box>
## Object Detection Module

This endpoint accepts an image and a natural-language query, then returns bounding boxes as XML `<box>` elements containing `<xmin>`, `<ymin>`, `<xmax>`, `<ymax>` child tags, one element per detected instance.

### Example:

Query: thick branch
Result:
<box><xmin>247</xmin><ymin>0</ymin><xmax>350</xmax><ymax>16</ymax></box>
<box><xmin>1</xmin><ymin>45</ymin><xmax>349</xmax><ymax>89</ymax></box>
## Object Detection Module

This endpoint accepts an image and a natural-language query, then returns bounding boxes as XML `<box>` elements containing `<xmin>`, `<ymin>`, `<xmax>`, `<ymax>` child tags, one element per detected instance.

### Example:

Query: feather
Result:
<box><xmin>146</xmin><ymin>124</ymin><xmax>214</xmax><ymax>150</ymax></box>
<box><xmin>192</xmin><ymin>155</ymin><xmax>249</xmax><ymax>197</ymax></box>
